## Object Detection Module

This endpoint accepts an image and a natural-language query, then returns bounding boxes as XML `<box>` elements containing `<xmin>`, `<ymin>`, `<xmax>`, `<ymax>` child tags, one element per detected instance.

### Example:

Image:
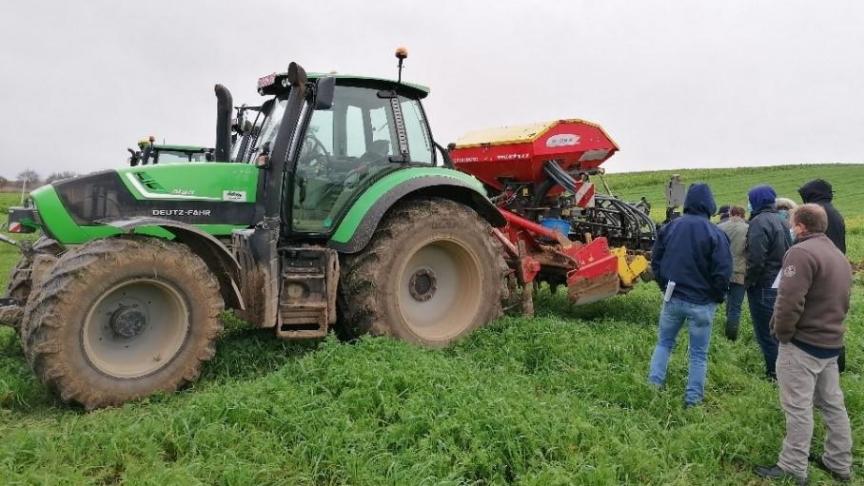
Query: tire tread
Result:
<box><xmin>339</xmin><ymin>197</ymin><xmax>507</xmax><ymax>346</ymax></box>
<box><xmin>21</xmin><ymin>236</ymin><xmax>224</xmax><ymax>410</ymax></box>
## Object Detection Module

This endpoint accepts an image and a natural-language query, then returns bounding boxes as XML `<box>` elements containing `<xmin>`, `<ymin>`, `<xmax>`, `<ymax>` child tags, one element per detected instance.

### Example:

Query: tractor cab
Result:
<box><xmin>234</xmin><ymin>70</ymin><xmax>437</xmax><ymax>235</ymax></box>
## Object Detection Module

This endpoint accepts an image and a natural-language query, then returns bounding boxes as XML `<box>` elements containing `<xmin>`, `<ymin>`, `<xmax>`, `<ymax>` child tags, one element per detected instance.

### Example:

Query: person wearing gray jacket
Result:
<box><xmin>717</xmin><ymin>206</ymin><xmax>748</xmax><ymax>340</ymax></box>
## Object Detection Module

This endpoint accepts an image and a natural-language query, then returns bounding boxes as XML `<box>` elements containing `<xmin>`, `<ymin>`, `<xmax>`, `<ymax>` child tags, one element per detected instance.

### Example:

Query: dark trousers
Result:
<box><xmin>725</xmin><ymin>283</ymin><xmax>746</xmax><ymax>340</ymax></box>
<box><xmin>748</xmin><ymin>286</ymin><xmax>778</xmax><ymax>378</ymax></box>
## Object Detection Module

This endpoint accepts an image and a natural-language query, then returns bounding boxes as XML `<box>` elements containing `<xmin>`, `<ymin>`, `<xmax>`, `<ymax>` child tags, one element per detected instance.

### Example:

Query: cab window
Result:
<box><xmin>400</xmin><ymin>97</ymin><xmax>433</xmax><ymax>164</ymax></box>
<box><xmin>345</xmin><ymin>106</ymin><xmax>365</xmax><ymax>157</ymax></box>
<box><xmin>292</xmin><ymin>85</ymin><xmax>398</xmax><ymax>233</ymax></box>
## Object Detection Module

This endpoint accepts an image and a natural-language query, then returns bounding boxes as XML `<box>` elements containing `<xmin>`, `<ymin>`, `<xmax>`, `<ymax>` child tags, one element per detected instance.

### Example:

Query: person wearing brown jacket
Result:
<box><xmin>755</xmin><ymin>204</ymin><xmax>854</xmax><ymax>485</ymax></box>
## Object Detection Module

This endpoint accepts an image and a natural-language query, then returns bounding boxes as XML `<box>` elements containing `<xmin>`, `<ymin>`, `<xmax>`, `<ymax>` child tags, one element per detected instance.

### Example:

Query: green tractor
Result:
<box><xmin>0</xmin><ymin>59</ymin><xmax>507</xmax><ymax>409</ymax></box>
<box><xmin>127</xmin><ymin>137</ymin><xmax>215</xmax><ymax>166</ymax></box>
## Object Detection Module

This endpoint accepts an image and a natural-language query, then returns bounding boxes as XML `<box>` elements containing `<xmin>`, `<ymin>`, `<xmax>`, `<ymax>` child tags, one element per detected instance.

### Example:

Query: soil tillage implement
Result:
<box><xmin>449</xmin><ymin>119</ymin><xmax>653</xmax><ymax>313</ymax></box>
<box><xmin>1</xmin><ymin>50</ymin><xmax>651</xmax><ymax>409</ymax></box>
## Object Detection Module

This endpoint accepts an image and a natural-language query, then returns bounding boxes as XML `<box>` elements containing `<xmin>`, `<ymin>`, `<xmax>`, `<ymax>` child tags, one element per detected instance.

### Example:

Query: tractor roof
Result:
<box><xmin>153</xmin><ymin>144</ymin><xmax>211</xmax><ymax>152</ymax></box>
<box><xmin>257</xmin><ymin>71</ymin><xmax>430</xmax><ymax>99</ymax></box>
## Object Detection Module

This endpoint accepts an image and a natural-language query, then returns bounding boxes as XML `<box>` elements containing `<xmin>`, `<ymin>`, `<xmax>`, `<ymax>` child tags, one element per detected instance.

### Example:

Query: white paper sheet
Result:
<box><xmin>664</xmin><ymin>281</ymin><xmax>676</xmax><ymax>302</ymax></box>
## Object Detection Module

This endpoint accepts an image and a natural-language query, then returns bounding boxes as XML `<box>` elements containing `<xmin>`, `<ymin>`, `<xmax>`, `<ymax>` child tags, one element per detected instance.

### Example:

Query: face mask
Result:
<box><xmin>747</xmin><ymin>202</ymin><xmax>753</xmax><ymax>212</ymax></box>
<box><xmin>790</xmin><ymin>228</ymin><xmax>796</xmax><ymax>242</ymax></box>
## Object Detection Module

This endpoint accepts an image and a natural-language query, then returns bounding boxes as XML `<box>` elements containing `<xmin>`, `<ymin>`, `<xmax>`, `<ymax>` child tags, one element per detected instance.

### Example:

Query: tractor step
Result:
<box><xmin>276</xmin><ymin>247</ymin><xmax>339</xmax><ymax>340</ymax></box>
<box><xmin>277</xmin><ymin>303</ymin><xmax>328</xmax><ymax>339</ymax></box>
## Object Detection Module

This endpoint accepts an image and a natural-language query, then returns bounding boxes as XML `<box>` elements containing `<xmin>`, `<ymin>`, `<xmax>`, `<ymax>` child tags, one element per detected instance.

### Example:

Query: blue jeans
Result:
<box><xmin>648</xmin><ymin>298</ymin><xmax>718</xmax><ymax>405</ymax></box>
<box><xmin>725</xmin><ymin>283</ymin><xmax>746</xmax><ymax>340</ymax></box>
<box><xmin>748</xmin><ymin>286</ymin><xmax>778</xmax><ymax>378</ymax></box>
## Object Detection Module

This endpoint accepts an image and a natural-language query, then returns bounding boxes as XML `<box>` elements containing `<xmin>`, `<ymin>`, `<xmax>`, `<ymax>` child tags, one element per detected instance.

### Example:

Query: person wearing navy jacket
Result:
<box><xmin>745</xmin><ymin>184</ymin><xmax>793</xmax><ymax>380</ymax></box>
<box><xmin>648</xmin><ymin>183</ymin><xmax>733</xmax><ymax>407</ymax></box>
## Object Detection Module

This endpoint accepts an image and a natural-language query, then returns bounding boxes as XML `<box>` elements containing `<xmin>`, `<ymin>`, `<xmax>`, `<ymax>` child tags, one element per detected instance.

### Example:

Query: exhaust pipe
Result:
<box><xmin>214</xmin><ymin>84</ymin><xmax>233</xmax><ymax>161</ymax></box>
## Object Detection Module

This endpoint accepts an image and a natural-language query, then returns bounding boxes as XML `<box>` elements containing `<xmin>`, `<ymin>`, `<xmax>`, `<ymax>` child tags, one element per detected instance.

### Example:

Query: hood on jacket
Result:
<box><xmin>683</xmin><ymin>183</ymin><xmax>717</xmax><ymax>217</ymax></box>
<box><xmin>748</xmin><ymin>185</ymin><xmax>776</xmax><ymax>212</ymax></box>
<box><xmin>798</xmin><ymin>179</ymin><xmax>833</xmax><ymax>203</ymax></box>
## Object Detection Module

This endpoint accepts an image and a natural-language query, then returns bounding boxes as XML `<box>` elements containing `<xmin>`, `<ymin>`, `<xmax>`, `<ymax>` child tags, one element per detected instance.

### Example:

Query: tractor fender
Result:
<box><xmin>328</xmin><ymin>174</ymin><xmax>505</xmax><ymax>254</ymax></box>
<box><xmin>104</xmin><ymin>217</ymin><xmax>244</xmax><ymax>310</ymax></box>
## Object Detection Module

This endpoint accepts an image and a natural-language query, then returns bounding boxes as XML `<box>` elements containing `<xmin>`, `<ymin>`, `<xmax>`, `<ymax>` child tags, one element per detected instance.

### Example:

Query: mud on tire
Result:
<box><xmin>21</xmin><ymin>237</ymin><xmax>224</xmax><ymax>409</ymax></box>
<box><xmin>3</xmin><ymin>237</ymin><xmax>61</xmax><ymax>331</ymax></box>
<box><xmin>339</xmin><ymin>197</ymin><xmax>507</xmax><ymax>348</ymax></box>
<box><xmin>1</xmin><ymin>258</ymin><xmax>32</xmax><ymax>330</ymax></box>
<box><xmin>7</xmin><ymin>257</ymin><xmax>32</xmax><ymax>306</ymax></box>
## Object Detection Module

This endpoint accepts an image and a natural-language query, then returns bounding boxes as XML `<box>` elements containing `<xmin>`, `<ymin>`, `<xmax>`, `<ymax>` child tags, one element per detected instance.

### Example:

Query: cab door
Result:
<box><xmin>290</xmin><ymin>85</ymin><xmax>401</xmax><ymax>233</ymax></box>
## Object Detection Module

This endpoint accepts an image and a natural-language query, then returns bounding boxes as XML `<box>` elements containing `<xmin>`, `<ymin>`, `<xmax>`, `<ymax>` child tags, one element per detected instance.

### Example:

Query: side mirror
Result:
<box><xmin>434</xmin><ymin>141</ymin><xmax>454</xmax><ymax>168</ymax></box>
<box><xmin>314</xmin><ymin>77</ymin><xmax>336</xmax><ymax>110</ymax></box>
<box><xmin>128</xmin><ymin>148</ymin><xmax>140</xmax><ymax>167</ymax></box>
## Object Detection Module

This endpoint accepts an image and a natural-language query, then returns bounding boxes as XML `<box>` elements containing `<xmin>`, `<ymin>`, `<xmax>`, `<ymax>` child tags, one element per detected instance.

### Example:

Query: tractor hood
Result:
<box><xmin>28</xmin><ymin>163</ymin><xmax>260</xmax><ymax>244</ymax></box>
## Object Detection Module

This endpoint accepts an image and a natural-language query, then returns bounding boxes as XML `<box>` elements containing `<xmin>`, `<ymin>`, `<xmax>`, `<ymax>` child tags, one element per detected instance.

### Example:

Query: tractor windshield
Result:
<box><xmin>231</xmin><ymin>102</ymin><xmax>269</xmax><ymax>162</ymax></box>
<box><xmin>156</xmin><ymin>149</ymin><xmax>209</xmax><ymax>163</ymax></box>
<box><xmin>242</xmin><ymin>97</ymin><xmax>287</xmax><ymax>164</ymax></box>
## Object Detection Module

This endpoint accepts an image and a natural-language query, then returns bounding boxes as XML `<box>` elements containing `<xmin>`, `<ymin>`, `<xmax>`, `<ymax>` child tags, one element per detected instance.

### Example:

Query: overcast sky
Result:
<box><xmin>1</xmin><ymin>0</ymin><xmax>862</xmax><ymax>178</ymax></box>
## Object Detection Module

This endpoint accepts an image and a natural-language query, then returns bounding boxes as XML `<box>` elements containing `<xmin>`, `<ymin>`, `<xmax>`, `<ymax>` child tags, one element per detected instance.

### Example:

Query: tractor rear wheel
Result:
<box><xmin>21</xmin><ymin>237</ymin><xmax>224</xmax><ymax>409</ymax></box>
<box><xmin>339</xmin><ymin>197</ymin><xmax>506</xmax><ymax>347</ymax></box>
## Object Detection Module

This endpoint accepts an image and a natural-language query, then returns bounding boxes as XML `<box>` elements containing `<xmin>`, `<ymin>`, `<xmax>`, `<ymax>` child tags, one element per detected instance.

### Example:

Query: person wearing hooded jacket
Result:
<box><xmin>648</xmin><ymin>183</ymin><xmax>732</xmax><ymax>407</ymax></box>
<box><xmin>799</xmin><ymin>179</ymin><xmax>846</xmax><ymax>254</ymax></box>
<box><xmin>799</xmin><ymin>179</ymin><xmax>848</xmax><ymax>373</ymax></box>
<box><xmin>746</xmin><ymin>185</ymin><xmax>793</xmax><ymax>380</ymax></box>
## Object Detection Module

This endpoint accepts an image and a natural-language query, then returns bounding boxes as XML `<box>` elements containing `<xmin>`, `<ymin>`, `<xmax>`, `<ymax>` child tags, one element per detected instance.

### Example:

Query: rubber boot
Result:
<box><xmin>724</xmin><ymin>320</ymin><xmax>739</xmax><ymax>341</ymax></box>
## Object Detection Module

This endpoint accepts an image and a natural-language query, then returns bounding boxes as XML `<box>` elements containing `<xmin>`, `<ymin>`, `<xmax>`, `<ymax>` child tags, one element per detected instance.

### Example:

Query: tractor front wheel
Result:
<box><xmin>21</xmin><ymin>237</ymin><xmax>224</xmax><ymax>409</ymax></box>
<box><xmin>2</xmin><ymin>237</ymin><xmax>61</xmax><ymax>331</ymax></box>
<box><xmin>339</xmin><ymin>197</ymin><xmax>506</xmax><ymax>347</ymax></box>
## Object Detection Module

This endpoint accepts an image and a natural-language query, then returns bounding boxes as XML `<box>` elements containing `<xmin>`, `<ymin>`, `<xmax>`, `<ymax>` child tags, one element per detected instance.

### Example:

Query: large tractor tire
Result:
<box><xmin>7</xmin><ymin>258</ymin><xmax>32</xmax><ymax>305</ymax></box>
<box><xmin>339</xmin><ymin>197</ymin><xmax>506</xmax><ymax>348</ymax></box>
<box><xmin>21</xmin><ymin>237</ymin><xmax>224</xmax><ymax>409</ymax></box>
<box><xmin>1</xmin><ymin>258</ymin><xmax>32</xmax><ymax>329</ymax></box>
<box><xmin>2</xmin><ymin>237</ymin><xmax>61</xmax><ymax>331</ymax></box>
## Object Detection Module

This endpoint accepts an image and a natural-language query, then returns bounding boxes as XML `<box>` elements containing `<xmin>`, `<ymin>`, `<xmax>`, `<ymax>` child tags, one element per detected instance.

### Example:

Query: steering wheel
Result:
<box><xmin>298</xmin><ymin>133</ymin><xmax>331</xmax><ymax>174</ymax></box>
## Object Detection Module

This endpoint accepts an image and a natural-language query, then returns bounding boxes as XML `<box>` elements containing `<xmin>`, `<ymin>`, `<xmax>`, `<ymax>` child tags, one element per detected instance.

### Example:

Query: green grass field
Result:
<box><xmin>1</xmin><ymin>165</ymin><xmax>863</xmax><ymax>484</ymax></box>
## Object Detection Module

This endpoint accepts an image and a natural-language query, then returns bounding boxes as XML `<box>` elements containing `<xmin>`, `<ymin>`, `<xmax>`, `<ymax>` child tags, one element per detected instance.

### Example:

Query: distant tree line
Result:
<box><xmin>0</xmin><ymin>170</ymin><xmax>78</xmax><ymax>192</ymax></box>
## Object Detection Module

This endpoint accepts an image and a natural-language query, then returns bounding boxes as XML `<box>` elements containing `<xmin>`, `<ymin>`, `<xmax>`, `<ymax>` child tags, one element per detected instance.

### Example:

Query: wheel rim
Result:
<box><xmin>397</xmin><ymin>238</ymin><xmax>483</xmax><ymax>341</ymax></box>
<box><xmin>83</xmin><ymin>278</ymin><xmax>190</xmax><ymax>378</ymax></box>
